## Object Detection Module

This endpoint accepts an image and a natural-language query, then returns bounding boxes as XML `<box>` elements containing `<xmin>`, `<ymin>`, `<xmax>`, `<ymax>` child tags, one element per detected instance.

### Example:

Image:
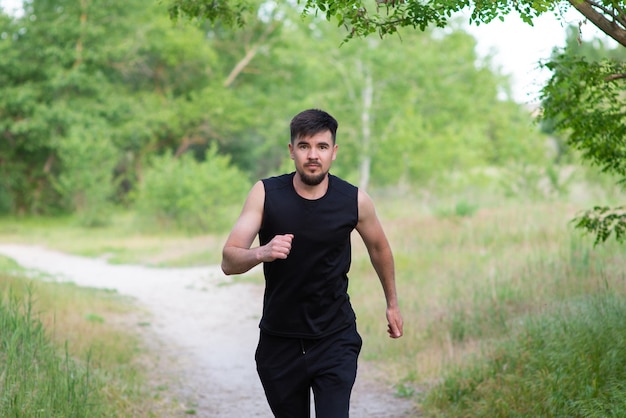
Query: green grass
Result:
<box><xmin>423</xmin><ymin>293</ymin><xmax>626</xmax><ymax>417</ymax></box>
<box><xmin>0</xmin><ymin>286</ymin><xmax>113</xmax><ymax>417</ymax></box>
<box><xmin>0</xmin><ymin>269</ymin><xmax>177</xmax><ymax>417</ymax></box>
<box><xmin>346</xmin><ymin>195</ymin><xmax>626</xmax><ymax>416</ymax></box>
<box><xmin>0</xmin><ymin>213</ymin><xmax>226</xmax><ymax>266</ymax></box>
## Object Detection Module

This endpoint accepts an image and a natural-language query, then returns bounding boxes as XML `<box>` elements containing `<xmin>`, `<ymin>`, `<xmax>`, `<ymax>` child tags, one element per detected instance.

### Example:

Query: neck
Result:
<box><xmin>293</xmin><ymin>173</ymin><xmax>329</xmax><ymax>200</ymax></box>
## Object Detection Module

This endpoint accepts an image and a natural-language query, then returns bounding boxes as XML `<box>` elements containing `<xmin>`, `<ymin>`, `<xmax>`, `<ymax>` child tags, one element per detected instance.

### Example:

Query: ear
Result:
<box><xmin>288</xmin><ymin>142</ymin><xmax>294</xmax><ymax>160</ymax></box>
<box><xmin>332</xmin><ymin>143</ymin><xmax>338</xmax><ymax>161</ymax></box>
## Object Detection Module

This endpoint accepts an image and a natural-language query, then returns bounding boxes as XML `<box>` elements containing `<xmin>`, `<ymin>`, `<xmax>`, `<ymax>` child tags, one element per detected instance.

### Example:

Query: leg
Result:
<box><xmin>256</xmin><ymin>331</ymin><xmax>311</xmax><ymax>418</ymax></box>
<box><xmin>310</xmin><ymin>324</ymin><xmax>362</xmax><ymax>418</ymax></box>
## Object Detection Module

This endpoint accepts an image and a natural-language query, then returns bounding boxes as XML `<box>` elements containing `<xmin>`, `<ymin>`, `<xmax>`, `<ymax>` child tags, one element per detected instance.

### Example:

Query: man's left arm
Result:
<box><xmin>355</xmin><ymin>190</ymin><xmax>404</xmax><ymax>339</ymax></box>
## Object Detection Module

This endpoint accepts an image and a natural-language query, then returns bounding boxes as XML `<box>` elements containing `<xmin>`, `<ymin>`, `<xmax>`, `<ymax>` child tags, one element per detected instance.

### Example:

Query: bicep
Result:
<box><xmin>355</xmin><ymin>190</ymin><xmax>388</xmax><ymax>251</ymax></box>
<box><xmin>223</xmin><ymin>181</ymin><xmax>265</xmax><ymax>250</ymax></box>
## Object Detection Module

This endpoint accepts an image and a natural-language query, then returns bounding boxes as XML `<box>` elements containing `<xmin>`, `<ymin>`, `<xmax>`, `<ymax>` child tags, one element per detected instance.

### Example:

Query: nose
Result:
<box><xmin>307</xmin><ymin>147</ymin><xmax>319</xmax><ymax>160</ymax></box>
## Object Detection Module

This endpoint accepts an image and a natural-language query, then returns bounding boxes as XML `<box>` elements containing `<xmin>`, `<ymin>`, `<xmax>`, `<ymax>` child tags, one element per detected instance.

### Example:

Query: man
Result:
<box><xmin>221</xmin><ymin>108</ymin><xmax>403</xmax><ymax>418</ymax></box>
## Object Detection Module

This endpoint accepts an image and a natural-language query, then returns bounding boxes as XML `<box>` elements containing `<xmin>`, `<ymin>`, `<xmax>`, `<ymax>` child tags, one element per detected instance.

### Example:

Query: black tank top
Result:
<box><xmin>259</xmin><ymin>172</ymin><xmax>358</xmax><ymax>338</ymax></box>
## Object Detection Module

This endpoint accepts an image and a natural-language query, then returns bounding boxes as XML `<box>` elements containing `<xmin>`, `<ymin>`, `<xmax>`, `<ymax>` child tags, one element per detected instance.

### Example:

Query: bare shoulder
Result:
<box><xmin>239</xmin><ymin>180</ymin><xmax>266</xmax><ymax>222</ymax></box>
<box><xmin>357</xmin><ymin>188</ymin><xmax>377</xmax><ymax>222</ymax></box>
<box><xmin>356</xmin><ymin>188</ymin><xmax>388</xmax><ymax>247</ymax></box>
<box><xmin>250</xmin><ymin>179</ymin><xmax>265</xmax><ymax>196</ymax></box>
<box><xmin>223</xmin><ymin>180</ymin><xmax>265</xmax><ymax>248</ymax></box>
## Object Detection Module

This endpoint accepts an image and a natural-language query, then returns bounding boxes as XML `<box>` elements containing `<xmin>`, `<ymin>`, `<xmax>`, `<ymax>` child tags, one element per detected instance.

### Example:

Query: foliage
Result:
<box><xmin>573</xmin><ymin>206</ymin><xmax>626</xmax><ymax>244</ymax></box>
<box><xmin>167</xmin><ymin>0</ymin><xmax>626</xmax><ymax>245</ymax></box>
<box><xmin>541</xmin><ymin>55</ymin><xmax>626</xmax><ymax>178</ymax></box>
<box><xmin>133</xmin><ymin>147</ymin><xmax>251</xmax><ymax>233</ymax></box>
<box><xmin>54</xmin><ymin>123</ymin><xmax>119</xmax><ymax>227</ymax></box>
<box><xmin>167</xmin><ymin>0</ymin><xmax>559</xmax><ymax>39</ymax></box>
<box><xmin>0</xmin><ymin>0</ymin><xmax>132</xmax><ymax>215</ymax></box>
<box><xmin>539</xmin><ymin>35</ymin><xmax>626</xmax><ymax>244</ymax></box>
<box><xmin>0</xmin><ymin>0</ymin><xmax>241</xmax><ymax>215</ymax></box>
<box><xmin>169</xmin><ymin>0</ymin><xmax>626</xmax><ymax>49</ymax></box>
<box><xmin>168</xmin><ymin>0</ymin><xmax>252</xmax><ymax>27</ymax></box>
<box><xmin>0</xmin><ymin>0</ymin><xmax>556</xmax><ymax>228</ymax></box>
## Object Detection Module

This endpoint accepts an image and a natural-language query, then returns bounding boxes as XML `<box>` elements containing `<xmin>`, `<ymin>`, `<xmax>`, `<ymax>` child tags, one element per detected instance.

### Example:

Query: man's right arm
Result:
<box><xmin>221</xmin><ymin>181</ymin><xmax>293</xmax><ymax>275</ymax></box>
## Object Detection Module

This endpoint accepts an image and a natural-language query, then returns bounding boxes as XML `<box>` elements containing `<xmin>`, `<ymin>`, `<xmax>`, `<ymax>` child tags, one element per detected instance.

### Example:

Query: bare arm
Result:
<box><xmin>355</xmin><ymin>189</ymin><xmax>403</xmax><ymax>339</ymax></box>
<box><xmin>221</xmin><ymin>181</ymin><xmax>293</xmax><ymax>275</ymax></box>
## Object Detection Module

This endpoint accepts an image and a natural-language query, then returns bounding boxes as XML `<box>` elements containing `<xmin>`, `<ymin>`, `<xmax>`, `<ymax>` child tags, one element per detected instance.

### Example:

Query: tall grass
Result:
<box><xmin>0</xmin><ymin>285</ymin><xmax>113</xmax><ymax>417</ymax></box>
<box><xmin>424</xmin><ymin>293</ymin><xmax>626</xmax><ymax>417</ymax></box>
<box><xmin>347</xmin><ymin>195</ymin><xmax>626</xmax><ymax>416</ymax></box>
<box><xmin>0</xmin><ymin>266</ymin><xmax>175</xmax><ymax>417</ymax></box>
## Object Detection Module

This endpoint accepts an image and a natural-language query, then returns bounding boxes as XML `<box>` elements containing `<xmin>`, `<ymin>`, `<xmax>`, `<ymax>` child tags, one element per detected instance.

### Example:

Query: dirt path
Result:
<box><xmin>0</xmin><ymin>244</ymin><xmax>418</xmax><ymax>417</ymax></box>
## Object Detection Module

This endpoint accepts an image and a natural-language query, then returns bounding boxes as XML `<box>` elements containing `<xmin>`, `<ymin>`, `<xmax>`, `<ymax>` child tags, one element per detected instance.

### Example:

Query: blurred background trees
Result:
<box><xmin>168</xmin><ymin>0</ymin><xmax>626</xmax><ymax>243</ymax></box>
<box><xmin>1</xmin><ymin>0</ymin><xmax>620</xmax><ymax>236</ymax></box>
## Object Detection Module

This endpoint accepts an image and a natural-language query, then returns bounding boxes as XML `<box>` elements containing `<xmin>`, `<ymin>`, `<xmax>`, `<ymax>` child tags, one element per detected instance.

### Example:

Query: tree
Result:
<box><xmin>540</xmin><ymin>27</ymin><xmax>626</xmax><ymax>244</ymax></box>
<box><xmin>168</xmin><ymin>0</ymin><xmax>626</xmax><ymax>243</ymax></box>
<box><xmin>0</xmin><ymin>0</ymin><xmax>576</xmax><ymax>225</ymax></box>
<box><xmin>0</xmin><ymin>0</ymin><xmax>128</xmax><ymax>216</ymax></box>
<box><xmin>0</xmin><ymin>0</ymin><xmax>248</xmax><ymax>218</ymax></box>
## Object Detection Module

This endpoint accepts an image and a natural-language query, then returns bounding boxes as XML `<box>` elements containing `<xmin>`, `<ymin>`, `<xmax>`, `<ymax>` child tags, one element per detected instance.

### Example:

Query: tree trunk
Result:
<box><xmin>74</xmin><ymin>0</ymin><xmax>88</xmax><ymax>68</ymax></box>
<box><xmin>359</xmin><ymin>62</ymin><xmax>373</xmax><ymax>192</ymax></box>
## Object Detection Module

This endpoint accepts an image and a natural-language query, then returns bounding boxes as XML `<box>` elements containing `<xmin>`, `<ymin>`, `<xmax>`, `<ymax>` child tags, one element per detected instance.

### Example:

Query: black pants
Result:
<box><xmin>255</xmin><ymin>323</ymin><xmax>362</xmax><ymax>418</ymax></box>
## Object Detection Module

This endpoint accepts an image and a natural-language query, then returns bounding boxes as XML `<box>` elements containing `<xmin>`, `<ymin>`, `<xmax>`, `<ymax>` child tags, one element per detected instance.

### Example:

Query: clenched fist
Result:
<box><xmin>258</xmin><ymin>234</ymin><xmax>294</xmax><ymax>262</ymax></box>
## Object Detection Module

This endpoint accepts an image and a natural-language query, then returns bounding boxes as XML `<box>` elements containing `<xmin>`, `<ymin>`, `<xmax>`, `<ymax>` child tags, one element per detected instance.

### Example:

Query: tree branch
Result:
<box><xmin>585</xmin><ymin>0</ymin><xmax>626</xmax><ymax>27</ymax></box>
<box><xmin>605</xmin><ymin>73</ymin><xmax>626</xmax><ymax>81</ymax></box>
<box><xmin>568</xmin><ymin>0</ymin><xmax>626</xmax><ymax>47</ymax></box>
<box><xmin>223</xmin><ymin>22</ymin><xmax>279</xmax><ymax>88</ymax></box>
<box><xmin>174</xmin><ymin>135</ymin><xmax>207</xmax><ymax>158</ymax></box>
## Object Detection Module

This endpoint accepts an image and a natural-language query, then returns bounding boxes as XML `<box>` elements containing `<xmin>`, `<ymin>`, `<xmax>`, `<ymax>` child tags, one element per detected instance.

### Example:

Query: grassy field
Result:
<box><xmin>350</xmin><ymin>193</ymin><xmax>626</xmax><ymax>416</ymax></box>
<box><xmin>0</xmin><ymin>184</ymin><xmax>625</xmax><ymax>416</ymax></box>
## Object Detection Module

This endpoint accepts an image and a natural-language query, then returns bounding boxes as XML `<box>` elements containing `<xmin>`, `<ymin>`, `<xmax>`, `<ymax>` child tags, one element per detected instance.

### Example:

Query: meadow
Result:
<box><xmin>0</xmin><ymin>174</ymin><xmax>625</xmax><ymax>416</ymax></box>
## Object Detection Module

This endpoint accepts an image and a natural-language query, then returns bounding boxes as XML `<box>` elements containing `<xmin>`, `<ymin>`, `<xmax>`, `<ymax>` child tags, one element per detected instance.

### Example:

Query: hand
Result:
<box><xmin>258</xmin><ymin>234</ymin><xmax>294</xmax><ymax>262</ymax></box>
<box><xmin>386</xmin><ymin>306</ymin><xmax>403</xmax><ymax>338</ymax></box>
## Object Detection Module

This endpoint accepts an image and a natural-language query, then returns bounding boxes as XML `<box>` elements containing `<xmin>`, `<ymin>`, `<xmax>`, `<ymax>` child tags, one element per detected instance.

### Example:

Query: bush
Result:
<box><xmin>0</xmin><ymin>183</ymin><xmax>13</xmax><ymax>215</ymax></box>
<box><xmin>54</xmin><ymin>124</ymin><xmax>118</xmax><ymax>227</ymax></box>
<box><xmin>134</xmin><ymin>146</ymin><xmax>250</xmax><ymax>233</ymax></box>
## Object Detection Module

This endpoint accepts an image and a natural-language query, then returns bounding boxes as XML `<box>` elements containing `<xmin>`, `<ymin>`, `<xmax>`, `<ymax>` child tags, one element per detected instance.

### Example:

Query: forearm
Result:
<box><xmin>222</xmin><ymin>233</ymin><xmax>293</xmax><ymax>275</ymax></box>
<box><xmin>369</xmin><ymin>245</ymin><xmax>403</xmax><ymax>338</ymax></box>
<box><xmin>369</xmin><ymin>245</ymin><xmax>399</xmax><ymax>308</ymax></box>
<box><xmin>221</xmin><ymin>246</ymin><xmax>262</xmax><ymax>275</ymax></box>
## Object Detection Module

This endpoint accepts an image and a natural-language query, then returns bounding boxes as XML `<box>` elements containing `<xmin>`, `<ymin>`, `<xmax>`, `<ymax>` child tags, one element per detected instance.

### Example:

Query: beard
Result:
<box><xmin>297</xmin><ymin>168</ymin><xmax>327</xmax><ymax>186</ymax></box>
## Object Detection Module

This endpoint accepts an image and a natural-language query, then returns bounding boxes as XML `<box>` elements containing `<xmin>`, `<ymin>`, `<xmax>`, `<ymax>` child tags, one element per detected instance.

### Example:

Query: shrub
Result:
<box><xmin>134</xmin><ymin>146</ymin><xmax>250</xmax><ymax>233</ymax></box>
<box><xmin>54</xmin><ymin>124</ymin><xmax>118</xmax><ymax>227</ymax></box>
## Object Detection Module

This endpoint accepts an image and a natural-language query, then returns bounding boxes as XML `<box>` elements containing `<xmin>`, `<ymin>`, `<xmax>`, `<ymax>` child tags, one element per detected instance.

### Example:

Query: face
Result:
<box><xmin>289</xmin><ymin>130</ymin><xmax>337</xmax><ymax>186</ymax></box>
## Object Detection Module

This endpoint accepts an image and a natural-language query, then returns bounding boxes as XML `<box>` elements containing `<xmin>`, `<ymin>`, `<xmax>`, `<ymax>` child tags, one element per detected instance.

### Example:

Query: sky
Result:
<box><xmin>464</xmin><ymin>10</ymin><xmax>613</xmax><ymax>104</ymax></box>
<box><xmin>0</xmin><ymin>0</ymin><xmax>615</xmax><ymax>104</ymax></box>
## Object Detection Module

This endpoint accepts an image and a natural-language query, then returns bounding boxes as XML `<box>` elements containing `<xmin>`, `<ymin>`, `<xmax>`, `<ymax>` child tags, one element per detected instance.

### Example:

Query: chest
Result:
<box><xmin>260</xmin><ymin>188</ymin><xmax>357</xmax><ymax>246</ymax></box>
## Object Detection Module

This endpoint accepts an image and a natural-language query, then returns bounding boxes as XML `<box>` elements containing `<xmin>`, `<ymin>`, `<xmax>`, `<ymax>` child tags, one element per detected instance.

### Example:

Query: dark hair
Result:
<box><xmin>290</xmin><ymin>109</ymin><xmax>338</xmax><ymax>144</ymax></box>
